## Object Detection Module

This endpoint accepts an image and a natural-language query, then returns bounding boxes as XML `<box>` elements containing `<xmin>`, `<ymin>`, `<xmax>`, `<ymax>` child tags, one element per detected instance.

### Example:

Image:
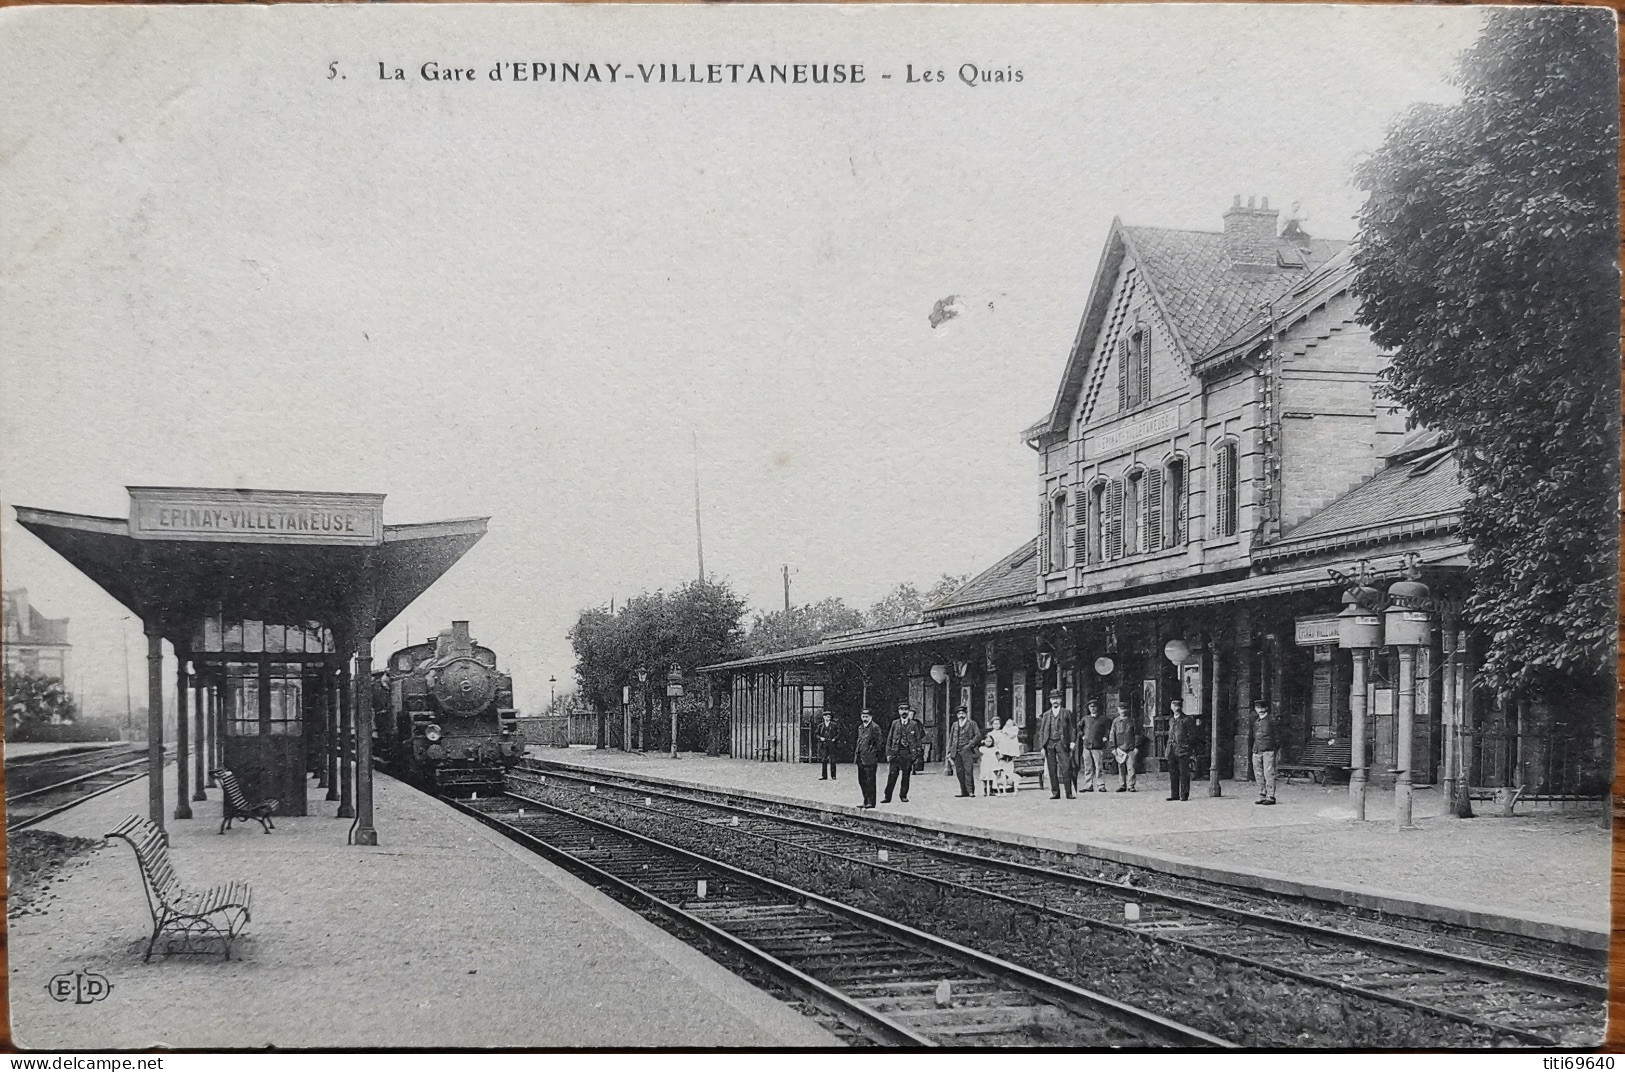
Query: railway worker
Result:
<box><xmin>855</xmin><ymin>709</ymin><xmax>884</xmax><ymax>809</ymax></box>
<box><xmin>1078</xmin><ymin>699</ymin><xmax>1110</xmax><ymax>793</ymax></box>
<box><xmin>1250</xmin><ymin>699</ymin><xmax>1279</xmax><ymax>805</ymax></box>
<box><xmin>1034</xmin><ymin>690</ymin><xmax>1076</xmax><ymax>800</ymax></box>
<box><xmin>1110</xmin><ymin>706</ymin><xmax>1143</xmax><ymax>792</ymax></box>
<box><xmin>1164</xmin><ymin>698</ymin><xmax>1196</xmax><ymax>802</ymax></box>
<box><xmin>882</xmin><ymin>703</ymin><xmax>924</xmax><ymax>804</ymax></box>
<box><xmin>947</xmin><ymin>706</ymin><xmax>982</xmax><ymax>798</ymax></box>
<box><xmin>816</xmin><ymin>710</ymin><xmax>840</xmax><ymax>781</ymax></box>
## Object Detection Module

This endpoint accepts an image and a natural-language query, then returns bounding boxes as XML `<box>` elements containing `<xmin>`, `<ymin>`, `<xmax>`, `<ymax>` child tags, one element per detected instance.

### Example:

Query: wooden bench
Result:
<box><xmin>1011</xmin><ymin>751</ymin><xmax>1046</xmax><ymax>792</ymax></box>
<box><xmin>1278</xmin><ymin>740</ymin><xmax>1350</xmax><ymax>785</ymax></box>
<box><xmin>210</xmin><ymin>768</ymin><xmax>279</xmax><ymax>834</ymax></box>
<box><xmin>106</xmin><ymin>815</ymin><xmax>253</xmax><ymax>962</ymax></box>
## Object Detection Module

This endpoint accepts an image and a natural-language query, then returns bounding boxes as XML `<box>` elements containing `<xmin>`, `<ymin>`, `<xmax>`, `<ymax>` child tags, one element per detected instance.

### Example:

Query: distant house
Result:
<box><xmin>2</xmin><ymin>588</ymin><xmax>70</xmax><ymax>682</ymax></box>
<box><xmin>703</xmin><ymin>196</ymin><xmax>1608</xmax><ymax>799</ymax></box>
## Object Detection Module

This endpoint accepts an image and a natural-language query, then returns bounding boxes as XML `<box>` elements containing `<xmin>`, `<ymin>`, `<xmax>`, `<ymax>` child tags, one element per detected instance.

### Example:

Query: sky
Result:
<box><xmin>0</xmin><ymin>3</ymin><xmax>1483</xmax><ymax>713</ymax></box>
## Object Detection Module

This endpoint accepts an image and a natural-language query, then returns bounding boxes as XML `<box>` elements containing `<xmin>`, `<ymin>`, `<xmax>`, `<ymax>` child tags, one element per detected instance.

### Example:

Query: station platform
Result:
<box><xmin>7</xmin><ymin>770</ymin><xmax>837</xmax><ymax>1049</ymax></box>
<box><xmin>4</xmin><ymin>740</ymin><xmax>129</xmax><ymax>760</ymax></box>
<box><xmin>533</xmin><ymin>747</ymin><xmax>1611</xmax><ymax>945</ymax></box>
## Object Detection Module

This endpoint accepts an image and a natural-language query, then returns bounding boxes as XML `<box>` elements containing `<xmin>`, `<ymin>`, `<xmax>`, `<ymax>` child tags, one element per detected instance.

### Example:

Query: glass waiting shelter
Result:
<box><xmin>14</xmin><ymin>486</ymin><xmax>488</xmax><ymax>846</ymax></box>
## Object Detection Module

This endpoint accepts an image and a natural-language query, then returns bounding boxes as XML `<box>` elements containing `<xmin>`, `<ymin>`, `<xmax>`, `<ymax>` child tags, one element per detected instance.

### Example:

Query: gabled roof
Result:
<box><xmin>1257</xmin><ymin>445</ymin><xmax>1465</xmax><ymax>562</ymax></box>
<box><xmin>1026</xmin><ymin>217</ymin><xmax>1346</xmax><ymax>441</ymax></box>
<box><xmin>925</xmin><ymin>539</ymin><xmax>1037</xmax><ymax>619</ymax></box>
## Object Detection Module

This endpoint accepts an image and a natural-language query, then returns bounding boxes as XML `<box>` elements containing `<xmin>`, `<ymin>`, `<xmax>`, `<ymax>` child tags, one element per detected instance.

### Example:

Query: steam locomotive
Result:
<box><xmin>374</xmin><ymin>620</ymin><xmax>522</xmax><ymax>795</ymax></box>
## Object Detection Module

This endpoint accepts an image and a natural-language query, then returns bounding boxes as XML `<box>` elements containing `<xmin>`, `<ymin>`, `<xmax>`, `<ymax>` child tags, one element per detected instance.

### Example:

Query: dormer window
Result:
<box><xmin>1118</xmin><ymin>326</ymin><xmax>1151</xmax><ymax>412</ymax></box>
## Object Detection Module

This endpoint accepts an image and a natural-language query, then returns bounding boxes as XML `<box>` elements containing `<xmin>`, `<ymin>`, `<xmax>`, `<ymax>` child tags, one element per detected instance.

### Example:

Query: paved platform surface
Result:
<box><xmin>535</xmin><ymin>747</ymin><xmax>1611</xmax><ymax>938</ymax></box>
<box><xmin>8</xmin><ymin>770</ymin><xmax>837</xmax><ymax>1049</ymax></box>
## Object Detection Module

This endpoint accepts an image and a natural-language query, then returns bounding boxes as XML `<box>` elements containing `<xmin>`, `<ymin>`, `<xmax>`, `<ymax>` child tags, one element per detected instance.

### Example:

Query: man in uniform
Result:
<box><xmin>1251</xmin><ymin>698</ymin><xmax>1278</xmax><ymax>805</ymax></box>
<box><xmin>1078</xmin><ymin>698</ymin><xmax>1110</xmax><ymax>793</ymax></box>
<box><xmin>883</xmin><ymin>703</ymin><xmax>924</xmax><ymax>804</ymax></box>
<box><xmin>1165</xmin><ymin>698</ymin><xmax>1195</xmax><ymax>801</ymax></box>
<box><xmin>1110</xmin><ymin>705</ymin><xmax>1143</xmax><ymax>792</ymax></box>
<box><xmin>854</xmin><ymin>709</ymin><xmax>883</xmax><ymax>808</ymax></box>
<box><xmin>947</xmin><ymin>705</ymin><xmax>982</xmax><ymax>797</ymax></box>
<box><xmin>1035</xmin><ymin>689</ymin><xmax>1076</xmax><ymax>800</ymax></box>
<box><xmin>815</xmin><ymin>709</ymin><xmax>840</xmax><ymax>780</ymax></box>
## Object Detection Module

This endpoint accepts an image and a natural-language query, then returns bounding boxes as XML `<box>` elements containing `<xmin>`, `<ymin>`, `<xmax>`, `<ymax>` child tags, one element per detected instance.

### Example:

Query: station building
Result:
<box><xmin>704</xmin><ymin>197</ymin><xmax>1611</xmax><ymax>800</ymax></box>
<box><xmin>14</xmin><ymin>486</ymin><xmax>487</xmax><ymax>843</ymax></box>
<box><xmin>2</xmin><ymin>588</ymin><xmax>71</xmax><ymax>683</ymax></box>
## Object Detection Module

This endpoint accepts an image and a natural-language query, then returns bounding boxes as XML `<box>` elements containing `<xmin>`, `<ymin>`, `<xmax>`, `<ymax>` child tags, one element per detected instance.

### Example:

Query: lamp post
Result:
<box><xmin>667</xmin><ymin>663</ymin><xmax>684</xmax><ymax>759</ymax></box>
<box><xmin>1384</xmin><ymin>568</ymin><xmax>1435</xmax><ymax>831</ymax></box>
<box><xmin>1338</xmin><ymin>581</ymin><xmax>1384</xmax><ymax>822</ymax></box>
<box><xmin>549</xmin><ymin>675</ymin><xmax>557</xmax><ymax>707</ymax></box>
<box><xmin>635</xmin><ymin>667</ymin><xmax>650</xmax><ymax>752</ymax></box>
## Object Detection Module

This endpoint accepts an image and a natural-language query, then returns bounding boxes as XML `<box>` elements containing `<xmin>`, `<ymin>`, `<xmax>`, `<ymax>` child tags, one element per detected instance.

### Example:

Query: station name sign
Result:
<box><xmin>1083</xmin><ymin>404</ymin><xmax>1180</xmax><ymax>461</ymax></box>
<box><xmin>129</xmin><ymin>488</ymin><xmax>384</xmax><ymax>546</ymax></box>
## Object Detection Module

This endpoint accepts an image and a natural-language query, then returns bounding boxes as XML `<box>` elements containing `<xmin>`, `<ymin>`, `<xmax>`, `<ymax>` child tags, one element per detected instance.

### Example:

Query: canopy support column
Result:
<box><xmin>145</xmin><ymin>623</ymin><xmax>166</xmax><ymax>832</ymax></box>
<box><xmin>174</xmin><ymin>648</ymin><xmax>192</xmax><ymax>820</ymax></box>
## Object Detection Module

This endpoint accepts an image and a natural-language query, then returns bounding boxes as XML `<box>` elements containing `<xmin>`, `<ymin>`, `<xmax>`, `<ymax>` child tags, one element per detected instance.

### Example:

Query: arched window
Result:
<box><xmin>1117</xmin><ymin>326</ymin><xmax>1152</xmax><ymax>413</ymax></box>
<box><xmin>1213</xmin><ymin>440</ymin><xmax>1239</xmax><ymax>537</ymax></box>
<box><xmin>1124</xmin><ymin>469</ymin><xmax>1143</xmax><ymax>554</ymax></box>
<box><xmin>1049</xmin><ymin>493</ymin><xmax>1068</xmax><ymax>572</ymax></box>
<box><xmin>1164</xmin><ymin>455</ymin><xmax>1188</xmax><ymax>547</ymax></box>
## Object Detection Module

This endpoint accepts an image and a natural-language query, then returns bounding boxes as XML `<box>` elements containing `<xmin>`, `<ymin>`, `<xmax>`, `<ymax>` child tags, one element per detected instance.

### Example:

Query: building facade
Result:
<box><xmin>704</xmin><ymin>197</ymin><xmax>1609</xmax><ymax>801</ymax></box>
<box><xmin>2</xmin><ymin>588</ymin><xmax>71</xmax><ymax>683</ymax></box>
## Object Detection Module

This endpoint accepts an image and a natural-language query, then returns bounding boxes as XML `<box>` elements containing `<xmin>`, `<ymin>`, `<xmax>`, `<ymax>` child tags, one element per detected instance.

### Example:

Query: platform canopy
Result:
<box><xmin>13</xmin><ymin>486</ymin><xmax>489</xmax><ymax>845</ymax></box>
<box><xmin>14</xmin><ymin>487</ymin><xmax>487</xmax><ymax>636</ymax></box>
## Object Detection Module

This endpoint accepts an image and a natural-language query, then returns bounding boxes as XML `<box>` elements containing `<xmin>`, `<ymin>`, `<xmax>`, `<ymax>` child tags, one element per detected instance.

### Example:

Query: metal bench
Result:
<box><xmin>106</xmin><ymin>815</ymin><xmax>253</xmax><ymax>962</ymax></box>
<box><xmin>210</xmin><ymin>768</ymin><xmax>278</xmax><ymax>834</ymax></box>
<box><xmin>1011</xmin><ymin>751</ymin><xmax>1046</xmax><ymax>791</ymax></box>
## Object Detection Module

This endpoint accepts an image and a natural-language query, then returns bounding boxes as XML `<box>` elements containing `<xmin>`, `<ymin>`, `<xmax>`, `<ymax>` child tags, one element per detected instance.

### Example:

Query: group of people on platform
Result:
<box><xmin>811</xmin><ymin>692</ymin><xmax>1282</xmax><ymax>808</ymax></box>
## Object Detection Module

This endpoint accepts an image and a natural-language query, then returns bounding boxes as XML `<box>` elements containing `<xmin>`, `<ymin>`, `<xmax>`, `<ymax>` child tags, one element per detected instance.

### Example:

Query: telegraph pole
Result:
<box><xmin>693</xmin><ymin>431</ymin><xmax>705</xmax><ymax>583</ymax></box>
<box><xmin>782</xmin><ymin>565</ymin><xmax>791</xmax><ymax>610</ymax></box>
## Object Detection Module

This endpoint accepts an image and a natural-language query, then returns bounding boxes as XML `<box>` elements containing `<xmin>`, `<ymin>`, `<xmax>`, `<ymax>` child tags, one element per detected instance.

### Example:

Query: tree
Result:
<box><xmin>868</xmin><ymin>573</ymin><xmax>972</xmax><ymax>628</ymax></box>
<box><xmin>745</xmin><ymin>597</ymin><xmax>867</xmax><ymax>656</ymax></box>
<box><xmin>4</xmin><ymin>667</ymin><xmax>79</xmax><ymax>734</ymax></box>
<box><xmin>567</xmin><ymin>578</ymin><xmax>749</xmax><ymax>714</ymax></box>
<box><xmin>1351</xmin><ymin>8</ymin><xmax>1619</xmax><ymax>695</ymax></box>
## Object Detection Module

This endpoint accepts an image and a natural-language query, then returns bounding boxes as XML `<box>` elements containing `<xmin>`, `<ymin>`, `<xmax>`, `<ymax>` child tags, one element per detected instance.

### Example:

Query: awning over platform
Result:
<box><xmin>702</xmin><ymin>543</ymin><xmax>1468</xmax><ymax>673</ymax></box>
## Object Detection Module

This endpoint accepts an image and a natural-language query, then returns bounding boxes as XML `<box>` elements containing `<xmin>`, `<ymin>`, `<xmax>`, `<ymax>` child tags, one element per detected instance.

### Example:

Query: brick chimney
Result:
<box><xmin>1223</xmin><ymin>195</ymin><xmax>1280</xmax><ymax>267</ymax></box>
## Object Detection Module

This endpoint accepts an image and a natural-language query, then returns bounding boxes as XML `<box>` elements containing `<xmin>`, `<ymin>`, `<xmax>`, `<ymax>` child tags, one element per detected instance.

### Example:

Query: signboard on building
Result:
<box><xmin>1083</xmin><ymin>403</ymin><xmax>1181</xmax><ymax>461</ymax></box>
<box><xmin>1294</xmin><ymin>614</ymin><xmax>1341</xmax><ymax>646</ymax></box>
<box><xmin>128</xmin><ymin>487</ymin><xmax>385</xmax><ymax>546</ymax></box>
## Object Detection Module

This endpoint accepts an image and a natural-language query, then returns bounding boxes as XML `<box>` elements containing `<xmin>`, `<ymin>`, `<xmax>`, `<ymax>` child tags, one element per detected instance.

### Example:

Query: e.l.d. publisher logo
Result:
<box><xmin>46</xmin><ymin>969</ymin><xmax>112</xmax><ymax>1004</ymax></box>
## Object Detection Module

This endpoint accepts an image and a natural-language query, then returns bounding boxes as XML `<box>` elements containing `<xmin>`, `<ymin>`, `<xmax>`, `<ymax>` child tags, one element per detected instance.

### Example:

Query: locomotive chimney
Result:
<box><xmin>450</xmin><ymin>620</ymin><xmax>472</xmax><ymax>655</ymax></box>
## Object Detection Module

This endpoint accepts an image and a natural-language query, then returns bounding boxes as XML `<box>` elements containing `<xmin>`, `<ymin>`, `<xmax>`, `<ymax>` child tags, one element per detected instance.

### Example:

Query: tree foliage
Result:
<box><xmin>1351</xmin><ymin>8</ymin><xmax>1620</xmax><ymax>694</ymax></box>
<box><xmin>4</xmin><ymin>668</ymin><xmax>79</xmax><ymax>732</ymax></box>
<box><xmin>745</xmin><ymin>573</ymin><xmax>973</xmax><ymax>654</ymax></box>
<box><xmin>568</xmin><ymin>579</ymin><xmax>748</xmax><ymax>713</ymax></box>
<box><xmin>744</xmin><ymin>597</ymin><xmax>867</xmax><ymax>656</ymax></box>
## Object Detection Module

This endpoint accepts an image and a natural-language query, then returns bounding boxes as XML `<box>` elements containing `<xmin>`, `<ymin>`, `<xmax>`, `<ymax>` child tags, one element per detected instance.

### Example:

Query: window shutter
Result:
<box><xmin>1171</xmin><ymin>463</ymin><xmax>1188</xmax><ymax>545</ymax></box>
<box><xmin>1139</xmin><ymin>330</ymin><xmax>1152</xmax><ymax>403</ymax></box>
<box><xmin>1117</xmin><ymin>339</ymin><xmax>1129</xmax><ymax>412</ymax></box>
<box><xmin>1145</xmin><ymin>467</ymin><xmax>1164</xmax><ymax>550</ymax></box>
<box><xmin>1038</xmin><ymin>495</ymin><xmax>1049</xmax><ymax>573</ymax></box>
<box><xmin>1105</xmin><ymin>479</ymin><xmax>1124</xmax><ymax>560</ymax></box>
<box><xmin>1073</xmin><ymin>493</ymin><xmax>1089</xmax><ymax>564</ymax></box>
<box><xmin>1215</xmin><ymin>446</ymin><xmax>1235</xmax><ymax>537</ymax></box>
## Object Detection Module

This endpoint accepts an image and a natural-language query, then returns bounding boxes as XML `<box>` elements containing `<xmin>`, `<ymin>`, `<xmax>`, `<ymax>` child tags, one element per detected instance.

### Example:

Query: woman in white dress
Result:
<box><xmin>982</xmin><ymin>718</ymin><xmax>1019</xmax><ymax>794</ymax></box>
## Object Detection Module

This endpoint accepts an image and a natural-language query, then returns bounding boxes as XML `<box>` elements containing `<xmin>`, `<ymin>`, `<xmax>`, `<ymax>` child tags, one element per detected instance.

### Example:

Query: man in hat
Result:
<box><xmin>1078</xmin><ymin>698</ymin><xmax>1110</xmax><ymax>793</ymax></box>
<box><xmin>854</xmin><ymin>709</ymin><xmax>884</xmax><ymax>808</ymax></box>
<box><xmin>1034</xmin><ymin>689</ymin><xmax>1076</xmax><ymax>800</ymax></box>
<box><xmin>883</xmin><ymin>703</ymin><xmax>924</xmax><ymax>804</ymax></box>
<box><xmin>947</xmin><ymin>705</ymin><xmax>982</xmax><ymax>797</ymax></box>
<box><xmin>1250</xmin><ymin>698</ymin><xmax>1278</xmax><ymax>805</ymax></box>
<box><xmin>1110</xmin><ymin>705</ymin><xmax>1143</xmax><ymax>792</ymax></box>
<box><xmin>1165</xmin><ymin>698</ymin><xmax>1196</xmax><ymax>801</ymax></box>
<box><xmin>815</xmin><ymin>709</ymin><xmax>840</xmax><ymax>780</ymax></box>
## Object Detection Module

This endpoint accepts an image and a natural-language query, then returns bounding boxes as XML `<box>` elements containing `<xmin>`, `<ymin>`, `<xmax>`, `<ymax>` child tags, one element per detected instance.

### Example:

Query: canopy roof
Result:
<box><xmin>15</xmin><ymin>488</ymin><xmax>487</xmax><ymax>642</ymax></box>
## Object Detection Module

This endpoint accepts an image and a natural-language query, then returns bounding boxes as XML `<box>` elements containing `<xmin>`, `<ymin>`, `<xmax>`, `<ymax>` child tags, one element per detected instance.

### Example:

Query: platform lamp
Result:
<box><xmin>666</xmin><ymin>663</ymin><xmax>684</xmax><ymax>759</ymax></box>
<box><xmin>1384</xmin><ymin>561</ymin><xmax>1436</xmax><ymax>832</ymax></box>
<box><xmin>635</xmin><ymin>666</ymin><xmax>650</xmax><ymax>753</ymax></box>
<box><xmin>1337</xmin><ymin>576</ymin><xmax>1384</xmax><ymax>822</ymax></box>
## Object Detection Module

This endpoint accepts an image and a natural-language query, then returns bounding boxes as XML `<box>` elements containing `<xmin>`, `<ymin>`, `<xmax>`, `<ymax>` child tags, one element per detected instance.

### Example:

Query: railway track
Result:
<box><xmin>449</xmin><ymin>790</ymin><xmax>1233</xmax><ymax>1048</ymax></box>
<box><xmin>6</xmin><ymin>746</ymin><xmax>154</xmax><ymax>831</ymax></box>
<box><xmin>512</xmin><ymin>761</ymin><xmax>1604</xmax><ymax>1047</ymax></box>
